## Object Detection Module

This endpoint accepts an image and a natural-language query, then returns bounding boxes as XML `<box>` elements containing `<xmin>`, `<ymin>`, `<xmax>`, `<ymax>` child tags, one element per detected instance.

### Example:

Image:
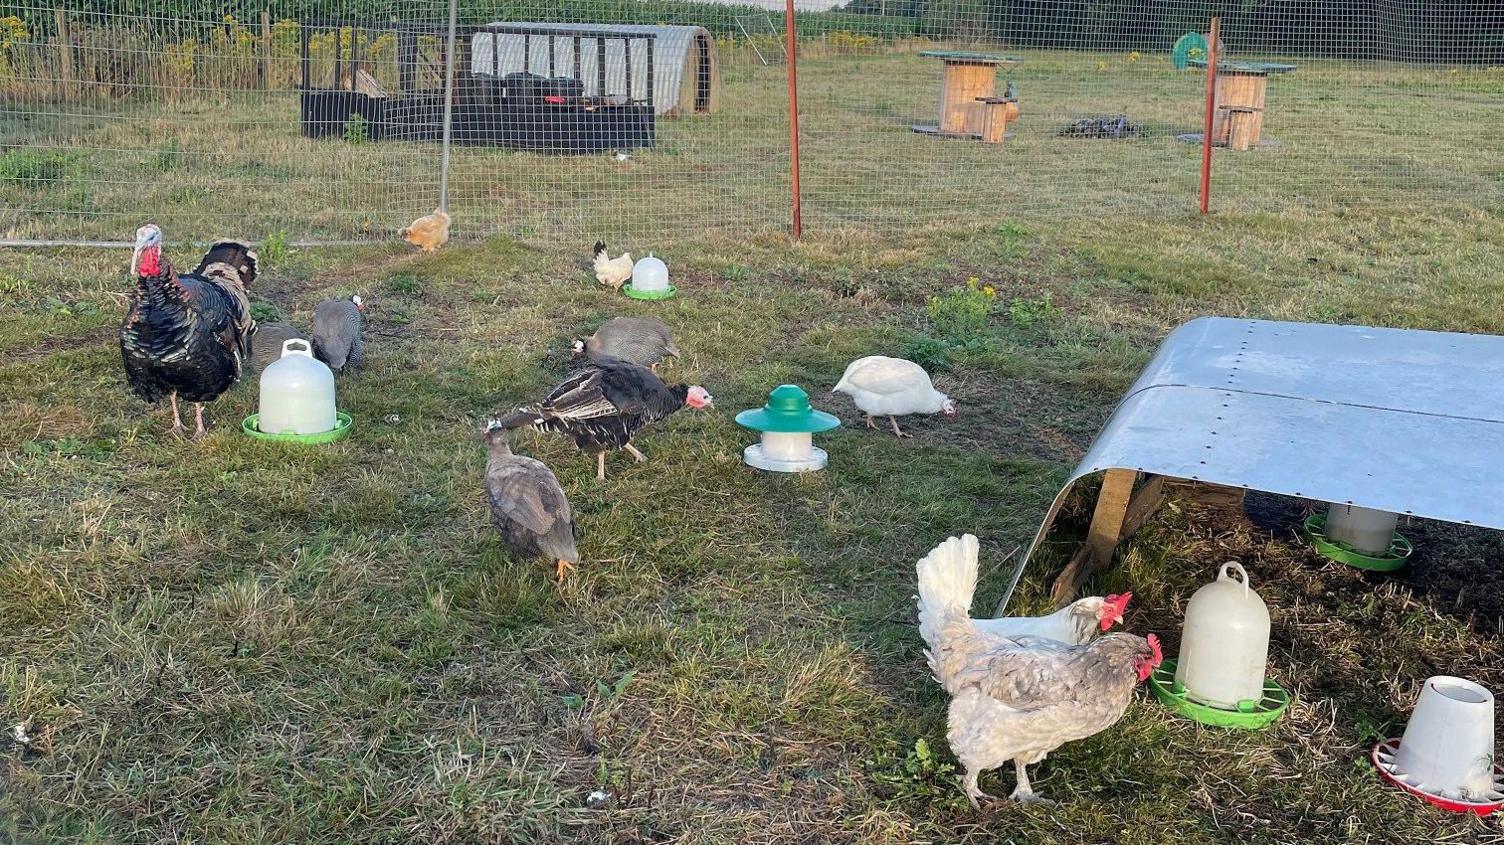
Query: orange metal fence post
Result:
<box><xmin>1199</xmin><ymin>17</ymin><xmax>1220</xmax><ymax>214</ymax></box>
<box><xmin>785</xmin><ymin>0</ymin><xmax>802</xmax><ymax>240</ymax></box>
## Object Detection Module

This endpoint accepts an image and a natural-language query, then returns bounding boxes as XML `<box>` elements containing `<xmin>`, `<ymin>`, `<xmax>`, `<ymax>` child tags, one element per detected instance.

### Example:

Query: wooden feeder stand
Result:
<box><xmin>1192</xmin><ymin>59</ymin><xmax>1297</xmax><ymax>150</ymax></box>
<box><xmin>976</xmin><ymin>96</ymin><xmax>1019</xmax><ymax>144</ymax></box>
<box><xmin>912</xmin><ymin>51</ymin><xmax>1020</xmax><ymax>141</ymax></box>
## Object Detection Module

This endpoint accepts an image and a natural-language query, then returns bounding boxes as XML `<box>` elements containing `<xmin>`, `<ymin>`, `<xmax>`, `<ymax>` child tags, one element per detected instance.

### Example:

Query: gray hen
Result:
<box><xmin>572</xmin><ymin>316</ymin><xmax>679</xmax><ymax>372</ymax></box>
<box><xmin>312</xmin><ymin>295</ymin><xmax>364</xmax><ymax>372</ymax></box>
<box><xmin>248</xmin><ymin>321</ymin><xmax>306</xmax><ymax>373</ymax></box>
<box><xmin>485</xmin><ymin>422</ymin><xmax>580</xmax><ymax>582</ymax></box>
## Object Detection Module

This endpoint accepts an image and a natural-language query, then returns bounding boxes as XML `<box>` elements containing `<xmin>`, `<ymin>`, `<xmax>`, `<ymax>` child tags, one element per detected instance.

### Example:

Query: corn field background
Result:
<box><xmin>0</xmin><ymin>1</ymin><xmax>1501</xmax><ymax>246</ymax></box>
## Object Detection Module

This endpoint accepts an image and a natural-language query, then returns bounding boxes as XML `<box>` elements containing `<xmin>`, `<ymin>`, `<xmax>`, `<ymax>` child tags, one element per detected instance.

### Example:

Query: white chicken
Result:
<box><xmin>981</xmin><ymin>592</ymin><xmax>1131</xmax><ymax>646</ymax></box>
<box><xmin>832</xmin><ymin>356</ymin><xmax>956</xmax><ymax>437</ymax></box>
<box><xmin>592</xmin><ymin>240</ymin><xmax>633</xmax><ymax>291</ymax></box>
<box><xmin>917</xmin><ymin>535</ymin><xmax>1161</xmax><ymax>806</ymax></box>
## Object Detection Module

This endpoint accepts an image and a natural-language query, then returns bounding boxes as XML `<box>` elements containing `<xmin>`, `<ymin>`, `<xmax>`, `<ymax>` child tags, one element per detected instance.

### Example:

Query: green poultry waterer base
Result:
<box><xmin>242</xmin><ymin>412</ymin><xmax>353</xmax><ymax>444</ymax></box>
<box><xmin>1148</xmin><ymin>658</ymin><xmax>1289</xmax><ymax>729</ymax></box>
<box><xmin>622</xmin><ymin>284</ymin><xmax>676</xmax><ymax>300</ymax></box>
<box><xmin>1302</xmin><ymin>513</ymin><xmax>1412</xmax><ymax>572</ymax></box>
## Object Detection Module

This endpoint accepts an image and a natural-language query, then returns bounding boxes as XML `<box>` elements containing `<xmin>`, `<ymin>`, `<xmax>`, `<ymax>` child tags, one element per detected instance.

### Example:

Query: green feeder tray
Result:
<box><xmin>1303</xmin><ymin>513</ymin><xmax>1412</xmax><ymax>572</ymax></box>
<box><xmin>242</xmin><ymin>412</ymin><xmax>353</xmax><ymax>445</ymax></box>
<box><xmin>623</xmin><ymin>283</ymin><xmax>676</xmax><ymax>300</ymax></box>
<box><xmin>1148</xmin><ymin>658</ymin><xmax>1289</xmax><ymax>729</ymax></box>
<box><xmin>735</xmin><ymin>385</ymin><xmax>841</xmax><ymax>434</ymax></box>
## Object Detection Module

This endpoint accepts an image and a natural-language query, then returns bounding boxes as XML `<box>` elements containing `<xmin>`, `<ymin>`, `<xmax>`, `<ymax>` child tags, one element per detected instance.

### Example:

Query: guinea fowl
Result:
<box><xmin>498</xmin><ymin>357</ymin><xmax>713</xmax><ymax>480</ymax></box>
<box><xmin>249</xmin><ymin>321</ymin><xmax>305</xmax><ymax>373</ymax></box>
<box><xmin>572</xmin><ymin>317</ymin><xmax>679</xmax><ymax>372</ymax></box>
<box><xmin>119</xmin><ymin>223</ymin><xmax>258</xmax><ymax>438</ymax></box>
<box><xmin>485</xmin><ymin>422</ymin><xmax>579</xmax><ymax>582</ymax></box>
<box><xmin>312</xmin><ymin>295</ymin><xmax>364</xmax><ymax>372</ymax></box>
<box><xmin>833</xmin><ymin>355</ymin><xmax>957</xmax><ymax>438</ymax></box>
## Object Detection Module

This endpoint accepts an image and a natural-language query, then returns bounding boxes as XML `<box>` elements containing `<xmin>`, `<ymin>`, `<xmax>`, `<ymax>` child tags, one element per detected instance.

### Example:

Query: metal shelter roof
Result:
<box><xmin>1012</xmin><ymin>316</ymin><xmax>1504</xmax><ymax>603</ymax></box>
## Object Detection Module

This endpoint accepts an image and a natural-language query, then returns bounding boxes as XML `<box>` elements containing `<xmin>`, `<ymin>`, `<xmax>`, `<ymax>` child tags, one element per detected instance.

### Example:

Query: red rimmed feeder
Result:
<box><xmin>1373</xmin><ymin>676</ymin><xmax>1504</xmax><ymax>815</ymax></box>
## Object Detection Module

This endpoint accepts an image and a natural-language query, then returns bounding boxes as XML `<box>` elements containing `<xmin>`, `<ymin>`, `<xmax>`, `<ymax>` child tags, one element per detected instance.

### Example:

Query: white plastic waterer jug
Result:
<box><xmin>1326</xmin><ymin>504</ymin><xmax>1398</xmax><ymax>555</ymax></box>
<box><xmin>1174</xmin><ymin>562</ymin><xmax>1270</xmax><ymax>710</ymax></box>
<box><xmin>258</xmin><ymin>339</ymin><xmax>337</xmax><ymax>435</ymax></box>
<box><xmin>631</xmin><ymin>254</ymin><xmax>669</xmax><ymax>292</ymax></box>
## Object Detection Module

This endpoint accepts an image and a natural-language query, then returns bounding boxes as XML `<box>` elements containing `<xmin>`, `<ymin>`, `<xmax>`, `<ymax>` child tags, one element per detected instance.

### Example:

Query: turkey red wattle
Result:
<box><xmin>686</xmin><ymin>386</ymin><xmax>714</xmax><ymax>409</ymax></box>
<box><xmin>135</xmin><ymin>245</ymin><xmax>162</xmax><ymax>277</ymax></box>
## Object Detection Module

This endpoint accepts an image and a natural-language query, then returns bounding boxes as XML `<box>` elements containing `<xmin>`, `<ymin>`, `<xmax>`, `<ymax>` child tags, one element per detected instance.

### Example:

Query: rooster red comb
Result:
<box><xmin>1146</xmin><ymin>633</ymin><xmax>1163</xmax><ymax>664</ymax></box>
<box><xmin>1098</xmin><ymin>591</ymin><xmax>1132</xmax><ymax>631</ymax></box>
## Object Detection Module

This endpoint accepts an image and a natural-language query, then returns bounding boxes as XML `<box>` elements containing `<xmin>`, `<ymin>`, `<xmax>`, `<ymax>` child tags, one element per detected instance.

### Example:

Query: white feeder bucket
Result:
<box><xmin>1174</xmin><ymin>562</ymin><xmax>1270</xmax><ymax>710</ymax></box>
<box><xmin>631</xmin><ymin>254</ymin><xmax>669</xmax><ymax>292</ymax></box>
<box><xmin>744</xmin><ymin>431</ymin><xmax>827</xmax><ymax>473</ymax></box>
<box><xmin>258</xmin><ymin>339</ymin><xmax>337</xmax><ymax>435</ymax></box>
<box><xmin>1388</xmin><ymin>677</ymin><xmax>1498</xmax><ymax>801</ymax></box>
<box><xmin>1326</xmin><ymin>504</ymin><xmax>1398</xmax><ymax>555</ymax></box>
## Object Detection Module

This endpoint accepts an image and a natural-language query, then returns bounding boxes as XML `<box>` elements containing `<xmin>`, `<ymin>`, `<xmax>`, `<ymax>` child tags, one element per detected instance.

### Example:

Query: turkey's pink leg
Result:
<box><xmin>167</xmin><ymin>393</ymin><xmax>186</xmax><ymax>437</ymax></box>
<box><xmin>596</xmin><ymin>452</ymin><xmax>606</xmax><ymax>481</ymax></box>
<box><xmin>192</xmin><ymin>404</ymin><xmax>207</xmax><ymax>440</ymax></box>
<box><xmin>624</xmin><ymin>443</ymin><xmax>647</xmax><ymax>463</ymax></box>
<box><xmin>889</xmin><ymin>416</ymin><xmax>912</xmax><ymax>439</ymax></box>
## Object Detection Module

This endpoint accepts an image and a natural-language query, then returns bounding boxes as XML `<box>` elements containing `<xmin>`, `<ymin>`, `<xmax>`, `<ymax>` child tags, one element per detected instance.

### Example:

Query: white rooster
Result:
<box><xmin>832</xmin><ymin>356</ymin><xmax>956</xmax><ymax>437</ymax></box>
<box><xmin>982</xmin><ymin>592</ymin><xmax>1131</xmax><ymax>646</ymax></box>
<box><xmin>592</xmin><ymin>240</ymin><xmax>633</xmax><ymax>291</ymax></box>
<box><xmin>917</xmin><ymin>535</ymin><xmax>1162</xmax><ymax>806</ymax></box>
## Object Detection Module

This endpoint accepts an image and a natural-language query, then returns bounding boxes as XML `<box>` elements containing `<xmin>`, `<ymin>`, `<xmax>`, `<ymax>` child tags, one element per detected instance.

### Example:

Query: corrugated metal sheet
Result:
<box><xmin>474</xmin><ymin>23</ymin><xmax>716</xmax><ymax>116</ymax></box>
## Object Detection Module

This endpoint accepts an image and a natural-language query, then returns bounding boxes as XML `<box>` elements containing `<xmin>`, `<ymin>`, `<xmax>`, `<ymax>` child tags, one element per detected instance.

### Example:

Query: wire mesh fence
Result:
<box><xmin>0</xmin><ymin>1</ymin><xmax>1500</xmax><ymax>248</ymax></box>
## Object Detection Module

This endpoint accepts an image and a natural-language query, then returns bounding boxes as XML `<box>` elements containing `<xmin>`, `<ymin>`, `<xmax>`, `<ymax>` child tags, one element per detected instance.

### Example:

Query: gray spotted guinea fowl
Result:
<box><xmin>572</xmin><ymin>316</ymin><xmax>679</xmax><ymax>372</ymax></box>
<box><xmin>312</xmin><ymin>295</ymin><xmax>364</xmax><ymax>372</ymax></box>
<box><xmin>249</xmin><ymin>322</ymin><xmax>306</xmax><ymax>373</ymax></box>
<box><xmin>484</xmin><ymin>421</ymin><xmax>580</xmax><ymax>582</ymax></box>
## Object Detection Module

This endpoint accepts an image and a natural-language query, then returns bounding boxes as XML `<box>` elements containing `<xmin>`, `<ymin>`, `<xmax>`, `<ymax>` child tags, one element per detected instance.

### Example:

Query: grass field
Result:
<box><xmin>3</xmin><ymin>43</ymin><xmax>1502</xmax><ymax>244</ymax></box>
<box><xmin>5</xmin><ymin>34</ymin><xmax>1504</xmax><ymax>845</ymax></box>
<box><xmin>4</xmin><ymin>194</ymin><xmax>1504</xmax><ymax>843</ymax></box>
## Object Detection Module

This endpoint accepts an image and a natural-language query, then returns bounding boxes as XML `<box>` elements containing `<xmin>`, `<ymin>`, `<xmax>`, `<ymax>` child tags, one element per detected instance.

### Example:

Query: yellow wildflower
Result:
<box><xmin>982</xmin><ymin>285</ymin><xmax>997</xmax><ymax>298</ymax></box>
<box><xmin>1129</xmin><ymin>51</ymin><xmax>1140</xmax><ymax>62</ymax></box>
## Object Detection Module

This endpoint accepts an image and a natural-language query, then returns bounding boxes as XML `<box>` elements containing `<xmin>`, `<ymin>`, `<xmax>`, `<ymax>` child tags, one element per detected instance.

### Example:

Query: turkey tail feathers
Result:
<box><xmin>194</xmin><ymin>240</ymin><xmax>259</xmax><ymax>288</ymax></box>
<box><xmin>496</xmin><ymin>407</ymin><xmax>546</xmax><ymax>430</ymax></box>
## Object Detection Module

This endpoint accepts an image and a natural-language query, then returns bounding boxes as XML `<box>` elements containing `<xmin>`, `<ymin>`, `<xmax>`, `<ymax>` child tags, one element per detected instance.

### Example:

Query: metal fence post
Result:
<box><xmin>785</xmin><ymin>0</ymin><xmax>802</xmax><ymax>240</ymax></box>
<box><xmin>1199</xmin><ymin>17</ymin><xmax>1220</xmax><ymax>215</ymax></box>
<box><xmin>439</xmin><ymin>0</ymin><xmax>459</xmax><ymax>214</ymax></box>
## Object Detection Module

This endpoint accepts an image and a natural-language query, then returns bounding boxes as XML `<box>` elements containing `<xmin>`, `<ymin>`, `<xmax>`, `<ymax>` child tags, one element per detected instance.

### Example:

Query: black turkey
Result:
<box><xmin>498</xmin><ymin>357</ymin><xmax>713</xmax><ymax>480</ymax></box>
<box><xmin>485</xmin><ymin>422</ymin><xmax>579</xmax><ymax>582</ymax></box>
<box><xmin>119</xmin><ymin>223</ymin><xmax>257</xmax><ymax>438</ymax></box>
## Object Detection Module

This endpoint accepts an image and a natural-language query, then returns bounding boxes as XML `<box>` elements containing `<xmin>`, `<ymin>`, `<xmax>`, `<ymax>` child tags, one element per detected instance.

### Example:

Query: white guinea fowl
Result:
<box><xmin>832</xmin><ymin>356</ymin><xmax>956</xmax><ymax>438</ymax></box>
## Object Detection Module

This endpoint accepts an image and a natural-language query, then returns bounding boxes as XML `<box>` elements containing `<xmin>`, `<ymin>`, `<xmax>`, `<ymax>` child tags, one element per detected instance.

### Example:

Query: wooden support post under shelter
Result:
<box><xmin>1051</xmin><ymin>470</ymin><xmax>1167</xmax><ymax>606</ymax></box>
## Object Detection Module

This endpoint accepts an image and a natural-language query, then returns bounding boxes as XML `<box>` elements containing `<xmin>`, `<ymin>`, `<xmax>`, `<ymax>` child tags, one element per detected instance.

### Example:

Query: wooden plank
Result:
<box><xmin>54</xmin><ymin>7</ymin><xmax>73</xmax><ymax>98</ymax></box>
<box><xmin>260</xmin><ymin>11</ymin><xmax>272</xmax><ymax>90</ymax></box>
<box><xmin>1051</xmin><ymin>468</ymin><xmax>1137</xmax><ymax>606</ymax></box>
